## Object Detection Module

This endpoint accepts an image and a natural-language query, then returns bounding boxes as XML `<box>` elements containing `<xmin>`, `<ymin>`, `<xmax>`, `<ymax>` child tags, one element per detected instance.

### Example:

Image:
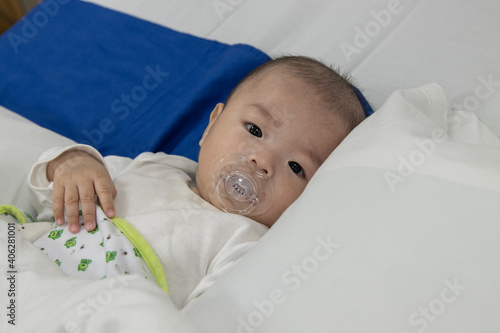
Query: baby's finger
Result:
<box><xmin>95</xmin><ymin>178</ymin><xmax>116</xmax><ymax>218</ymax></box>
<box><xmin>52</xmin><ymin>184</ymin><xmax>66</xmax><ymax>225</ymax></box>
<box><xmin>64</xmin><ymin>185</ymin><xmax>81</xmax><ymax>233</ymax></box>
<box><xmin>79</xmin><ymin>183</ymin><xmax>97</xmax><ymax>232</ymax></box>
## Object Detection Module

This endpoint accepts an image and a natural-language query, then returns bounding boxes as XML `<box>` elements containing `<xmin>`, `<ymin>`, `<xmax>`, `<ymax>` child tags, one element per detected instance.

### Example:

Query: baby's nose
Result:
<box><xmin>249</xmin><ymin>153</ymin><xmax>273</xmax><ymax>178</ymax></box>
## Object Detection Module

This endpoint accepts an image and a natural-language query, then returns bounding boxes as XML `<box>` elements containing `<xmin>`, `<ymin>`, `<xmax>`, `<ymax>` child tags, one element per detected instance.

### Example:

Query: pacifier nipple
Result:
<box><xmin>212</xmin><ymin>155</ymin><xmax>273</xmax><ymax>216</ymax></box>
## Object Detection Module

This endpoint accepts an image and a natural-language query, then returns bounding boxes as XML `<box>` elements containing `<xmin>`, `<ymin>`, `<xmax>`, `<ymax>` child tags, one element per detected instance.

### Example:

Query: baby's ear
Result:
<box><xmin>199</xmin><ymin>103</ymin><xmax>224</xmax><ymax>146</ymax></box>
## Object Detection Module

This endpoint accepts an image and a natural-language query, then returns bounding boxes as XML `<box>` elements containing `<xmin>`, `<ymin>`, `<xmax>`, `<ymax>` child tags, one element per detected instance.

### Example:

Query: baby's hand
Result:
<box><xmin>47</xmin><ymin>150</ymin><xmax>116</xmax><ymax>234</ymax></box>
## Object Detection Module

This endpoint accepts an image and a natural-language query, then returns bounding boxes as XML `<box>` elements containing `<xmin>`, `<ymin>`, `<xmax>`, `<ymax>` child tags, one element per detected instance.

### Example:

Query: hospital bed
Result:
<box><xmin>0</xmin><ymin>0</ymin><xmax>499</xmax><ymax>332</ymax></box>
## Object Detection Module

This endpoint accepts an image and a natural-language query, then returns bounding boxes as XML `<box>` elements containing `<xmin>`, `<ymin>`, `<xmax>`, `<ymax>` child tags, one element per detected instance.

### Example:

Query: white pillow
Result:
<box><xmin>183</xmin><ymin>83</ymin><xmax>500</xmax><ymax>332</ymax></box>
<box><xmin>0</xmin><ymin>106</ymin><xmax>75</xmax><ymax>218</ymax></box>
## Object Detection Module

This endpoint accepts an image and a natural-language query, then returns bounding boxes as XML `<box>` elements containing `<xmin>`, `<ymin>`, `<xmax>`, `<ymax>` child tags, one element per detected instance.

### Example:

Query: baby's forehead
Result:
<box><xmin>230</xmin><ymin>65</ymin><xmax>346</xmax><ymax>127</ymax></box>
<box><xmin>245</xmin><ymin>65</ymin><xmax>304</xmax><ymax>89</ymax></box>
<box><xmin>251</xmin><ymin>102</ymin><xmax>344</xmax><ymax>153</ymax></box>
<box><xmin>240</xmin><ymin>71</ymin><xmax>324</xmax><ymax>107</ymax></box>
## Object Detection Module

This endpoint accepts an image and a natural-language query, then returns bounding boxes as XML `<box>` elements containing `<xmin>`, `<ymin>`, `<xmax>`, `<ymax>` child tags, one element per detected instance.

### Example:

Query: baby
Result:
<box><xmin>24</xmin><ymin>55</ymin><xmax>367</xmax><ymax>308</ymax></box>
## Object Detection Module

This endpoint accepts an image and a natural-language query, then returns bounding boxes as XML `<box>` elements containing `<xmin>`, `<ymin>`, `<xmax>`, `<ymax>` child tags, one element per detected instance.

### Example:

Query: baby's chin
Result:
<box><xmin>246</xmin><ymin>211</ymin><xmax>278</xmax><ymax>229</ymax></box>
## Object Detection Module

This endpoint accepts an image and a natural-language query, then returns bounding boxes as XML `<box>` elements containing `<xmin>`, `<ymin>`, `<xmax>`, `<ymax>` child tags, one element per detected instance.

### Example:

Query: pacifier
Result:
<box><xmin>212</xmin><ymin>154</ymin><xmax>274</xmax><ymax>216</ymax></box>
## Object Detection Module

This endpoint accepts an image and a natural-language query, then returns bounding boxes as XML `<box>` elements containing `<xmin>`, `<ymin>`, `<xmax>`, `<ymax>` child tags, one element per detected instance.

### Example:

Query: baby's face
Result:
<box><xmin>195</xmin><ymin>72</ymin><xmax>347</xmax><ymax>227</ymax></box>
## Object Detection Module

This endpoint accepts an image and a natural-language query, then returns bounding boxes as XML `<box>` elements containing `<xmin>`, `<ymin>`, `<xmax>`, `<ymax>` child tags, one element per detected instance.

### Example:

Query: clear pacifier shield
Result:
<box><xmin>212</xmin><ymin>155</ymin><xmax>273</xmax><ymax>216</ymax></box>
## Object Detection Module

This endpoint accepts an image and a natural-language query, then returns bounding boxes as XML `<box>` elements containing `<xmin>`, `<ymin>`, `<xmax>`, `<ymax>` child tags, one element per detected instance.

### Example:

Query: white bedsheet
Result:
<box><xmin>0</xmin><ymin>106</ymin><xmax>74</xmax><ymax>219</ymax></box>
<box><xmin>84</xmin><ymin>0</ymin><xmax>500</xmax><ymax>136</ymax></box>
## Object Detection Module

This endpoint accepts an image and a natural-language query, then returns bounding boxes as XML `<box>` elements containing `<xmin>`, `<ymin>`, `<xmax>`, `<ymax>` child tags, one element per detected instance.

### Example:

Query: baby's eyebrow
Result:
<box><xmin>251</xmin><ymin>103</ymin><xmax>283</xmax><ymax>127</ymax></box>
<box><xmin>252</xmin><ymin>103</ymin><xmax>322</xmax><ymax>171</ymax></box>
<box><xmin>305</xmin><ymin>148</ymin><xmax>322</xmax><ymax>172</ymax></box>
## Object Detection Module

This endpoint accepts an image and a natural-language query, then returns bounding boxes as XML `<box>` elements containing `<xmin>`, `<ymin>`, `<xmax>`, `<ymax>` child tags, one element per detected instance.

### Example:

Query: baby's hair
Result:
<box><xmin>225</xmin><ymin>55</ymin><xmax>366</xmax><ymax>132</ymax></box>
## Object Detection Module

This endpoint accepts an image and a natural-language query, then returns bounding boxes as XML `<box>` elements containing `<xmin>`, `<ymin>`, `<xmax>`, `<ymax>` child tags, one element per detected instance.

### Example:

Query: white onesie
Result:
<box><xmin>28</xmin><ymin>144</ymin><xmax>268</xmax><ymax>308</ymax></box>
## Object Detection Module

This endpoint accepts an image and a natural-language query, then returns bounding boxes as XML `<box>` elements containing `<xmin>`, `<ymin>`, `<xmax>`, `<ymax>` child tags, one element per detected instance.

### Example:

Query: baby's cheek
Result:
<box><xmin>273</xmin><ymin>191</ymin><xmax>296</xmax><ymax>214</ymax></box>
<box><xmin>284</xmin><ymin>181</ymin><xmax>306</xmax><ymax>201</ymax></box>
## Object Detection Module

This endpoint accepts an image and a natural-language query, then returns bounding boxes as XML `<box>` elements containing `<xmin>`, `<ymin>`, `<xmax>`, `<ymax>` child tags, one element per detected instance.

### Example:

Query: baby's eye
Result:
<box><xmin>288</xmin><ymin>161</ymin><xmax>304</xmax><ymax>177</ymax></box>
<box><xmin>246</xmin><ymin>123</ymin><xmax>262</xmax><ymax>138</ymax></box>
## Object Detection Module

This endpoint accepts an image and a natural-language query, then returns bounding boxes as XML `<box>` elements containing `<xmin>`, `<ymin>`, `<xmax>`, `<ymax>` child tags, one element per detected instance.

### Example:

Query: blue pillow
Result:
<box><xmin>0</xmin><ymin>0</ymin><xmax>270</xmax><ymax>160</ymax></box>
<box><xmin>0</xmin><ymin>0</ymin><xmax>372</xmax><ymax>160</ymax></box>
<box><xmin>352</xmin><ymin>85</ymin><xmax>374</xmax><ymax>116</ymax></box>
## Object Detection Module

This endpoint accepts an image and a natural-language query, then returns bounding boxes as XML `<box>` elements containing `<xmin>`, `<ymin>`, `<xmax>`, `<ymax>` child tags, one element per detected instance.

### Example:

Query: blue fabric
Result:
<box><xmin>0</xmin><ymin>0</ymin><xmax>270</xmax><ymax>160</ymax></box>
<box><xmin>0</xmin><ymin>0</ymin><xmax>373</xmax><ymax>161</ymax></box>
<box><xmin>351</xmin><ymin>85</ymin><xmax>374</xmax><ymax>116</ymax></box>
